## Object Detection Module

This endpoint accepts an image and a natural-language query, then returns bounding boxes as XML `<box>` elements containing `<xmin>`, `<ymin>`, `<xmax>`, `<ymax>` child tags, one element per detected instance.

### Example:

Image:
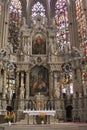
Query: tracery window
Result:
<box><xmin>75</xmin><ymin>0</ymin><xmax>87</xmax><ymax>47</ymax></box>
<box><xmin>31</xmin><ymin>2</ymin><xmax>46</xmax><ymax>17</ymax></box>
<box><xmin>8</xmin><ymin>0</ymin><xmax>22</xmax><ymax>53</ymax></box>
<box><xmin>55</xmin><ymin>0</ymin><xmax>70</xmax><ymax>49</ymax></box>
<box><xmin>75</xmin><ymin>0</ymin><xmax>87</xmax><ymax>84</ymax></box>
<box><xmin>55</xmin><ymin>0</ymin><xmax>73</xmax><ymax>95</ymax></box>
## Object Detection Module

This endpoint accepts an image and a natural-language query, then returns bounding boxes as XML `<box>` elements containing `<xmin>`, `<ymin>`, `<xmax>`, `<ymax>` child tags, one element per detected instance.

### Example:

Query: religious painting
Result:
<box><xmin>32</xmin><ymin>34</ymin><xmax>46</xmax><ymax>54</ymax></box>
<box><xmin>30</xmin><ymin>65</ymin><xmax>49</xmax><ymax>96</ymax></box>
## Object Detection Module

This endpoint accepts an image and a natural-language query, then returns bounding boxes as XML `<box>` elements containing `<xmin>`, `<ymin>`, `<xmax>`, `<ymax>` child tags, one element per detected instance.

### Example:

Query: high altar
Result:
<box><xmin>0</xmin><ymin>1</ymin><xmax>85</xmax><ymax>123</ymax></box>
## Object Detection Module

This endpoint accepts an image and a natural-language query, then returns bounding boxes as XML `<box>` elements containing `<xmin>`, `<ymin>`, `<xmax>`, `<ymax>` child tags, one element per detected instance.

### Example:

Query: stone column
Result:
<box><xmin>77</xmin><ymin>68</ymin><xmax>83</xmax><ymax>94</ymax></box>
<box><xmin>20</xmin><ymin>72</ymin><xmax>25</xmax><ymax>99</ymax></box>
<box><xmin>0</xmin><ymin>2</ymin><xmax>4</xmax><ymax>48</ymax></box>
<box><xmin>47</xmin><ymin>0</ymin><xmax>51</xmax><ymax>24</ymax></box>
<box><xmin>15</xmin><ymin>71</ymin><xmax>19</xmax><ymax>110</ymax></box>
<box><xmin>72</xmin><ymin>67</ymin><xmax>77</xmax><ymax>95</ymax></box>
<box><xmin>16</xmin><ymin>71</ymin><xmax>19</xmax><ymax>99</ymax></box>
<box><xmin>19</xmin><ymin>72</ymin><xmax>25</xmax><ymax>110</ymax></box>
<box><xmin>49</xmin><ymin>70</ymin><xmax>53</xmax><ymax>97</ymax></box>
<box><xmin>26</xmin><ymin>0</ymin><xmax>32</xmax><ymax>26</ymax></box>
<box><xmin>2</xmin><ymin>70</ymin><xmax>6</xmax><ymax>110</ymax></box>
<box><xmin>83</xmin><ymin>0</ymin><xmax>87</xmax><ymax>28</ymax></box>
<box><xmin>72</xmin><ymin>94</ymin><xmax>76</xmax><ymax>121</ymax></box>
<box><xmin>26</xmin><ymin>71</ymin><xmax>29</xmax><ymax>100</ymax></box>
<box><xmin>24</xmin><ymin>71</ymin><xmax>29</xmax><ymax>110</ymax></box>
<box><xmin>2</xmin><ymin>0</ymin><xmax>9</xmax><ymax>47</ymax></box>
<box><xmin>68</xmin><ymin>0</ymin><xmax>78</xmax><ymax>48</ymax></box>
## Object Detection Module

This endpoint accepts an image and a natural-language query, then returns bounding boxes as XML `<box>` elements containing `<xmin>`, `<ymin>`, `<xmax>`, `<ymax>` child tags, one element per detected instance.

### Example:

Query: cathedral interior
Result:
<box><xmin>0</xmin><ymin>0</ymin><xmax>87</xmax><ymax>124</ymax></box>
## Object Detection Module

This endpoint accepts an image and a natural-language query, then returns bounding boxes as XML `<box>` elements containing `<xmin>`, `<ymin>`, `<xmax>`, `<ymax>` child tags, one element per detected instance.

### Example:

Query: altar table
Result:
<box><xmin>23</xmin><ymin>110</ymin><xmax>56</xmax><ymax>116</ymax></box>
<box><xmin>23</xmin><ymin>110</ymin><xmax>56</xmax><ymax>124</ymax></box>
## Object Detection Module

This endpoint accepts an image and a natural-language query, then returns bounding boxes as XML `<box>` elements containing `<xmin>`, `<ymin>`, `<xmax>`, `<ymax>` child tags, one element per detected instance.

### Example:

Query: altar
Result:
<box><xmin>23</xmin><ymin>110</ymin><xmax>56</xmax><ymax>124</ymax></box>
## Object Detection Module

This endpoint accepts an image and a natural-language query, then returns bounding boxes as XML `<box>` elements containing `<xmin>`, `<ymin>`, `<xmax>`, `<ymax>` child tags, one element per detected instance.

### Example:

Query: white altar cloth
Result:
<box><xmin>23</xmin><ymin>110</ymin><xmax>56</xmax><ymax>116</ymax></box>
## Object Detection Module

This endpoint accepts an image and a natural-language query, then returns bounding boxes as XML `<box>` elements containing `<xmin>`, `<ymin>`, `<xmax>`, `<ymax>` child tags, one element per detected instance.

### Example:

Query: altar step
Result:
<box><xmin>15</xmin><ymin>117</ymin><xmax>34</xmax><ymax>125</ymax></box>
<box><xmin>16</xmin><ymin>119</ymin><xmax>28</xmax><ymax>125</ymax></box>
<box><xmin>15</xmin><ymin>115</ymin><xmax>65</xmax><ymax>125</ymax></box>
<box><xmin>1</xmin><ymin>123</ymin><xmax>87</xmax><ymax>130</ymax></box>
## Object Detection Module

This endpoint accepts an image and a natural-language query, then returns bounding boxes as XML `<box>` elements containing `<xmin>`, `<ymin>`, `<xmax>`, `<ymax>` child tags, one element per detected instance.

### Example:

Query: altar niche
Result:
<box><xmin>30</xmin><ymin>65</ymin><xmax>49</xmax><ymax>96</ymax></box>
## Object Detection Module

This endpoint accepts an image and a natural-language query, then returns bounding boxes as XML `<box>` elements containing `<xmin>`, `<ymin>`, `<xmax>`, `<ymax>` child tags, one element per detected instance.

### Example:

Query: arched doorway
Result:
<box><xmin>66</xmin><ymin>105</ymin><xmax>73</xmax><ymax>122</ymax></box>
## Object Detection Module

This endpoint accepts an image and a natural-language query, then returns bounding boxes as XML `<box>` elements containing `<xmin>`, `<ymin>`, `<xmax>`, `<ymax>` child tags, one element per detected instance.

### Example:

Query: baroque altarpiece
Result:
<box><xmin>0</xmin><ymin>0</ymin><xmax>87</xmax><ymax>122</ymax></box>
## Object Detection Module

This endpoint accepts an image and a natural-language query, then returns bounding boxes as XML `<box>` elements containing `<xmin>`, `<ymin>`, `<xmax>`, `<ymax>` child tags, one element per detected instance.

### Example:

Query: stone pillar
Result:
<box><xmin>77</xmin><ymin>68</ymin><xmax>83</xmax><ymax>94</ymax></box>
<box><xmin>15</xmin><ymin>71</ymin><xmax>19</xmax><ymax>110</ymax></box>
<box><xmin>83</xmin><ymin>0</ymin><xmax>87</xmax><ymax>28</ymax></box>
<box><xmin>2</xmin><ymin>70</ymin><xmax>6</xmax><ymax>98</ymax></box>
<box><xmin>0</xmin><ymin>2</ymin><xmax>4</xmax><ymax>48</ymax></box>
<box><xmin>49</xmin><ymin>70</ymin><xmax>53</xmax><ymax>97</ymax></box>
<box><xmin>16</xmin><ymin>71</ymin><xmax>19</xmax><ymax>99</ymax></box>
<box><xmin>19</xmin><ymin>72</ymin><xmax>25</xmax><ymax>110</ymax></box>
<box><xmin>84</xmin><ymin>96</ymin><xmax>87</xmax><ymax>121</ymax></box>
<box><xmin>26</xmin><ymin>0</ymin><xmax>32</xmax><ymax>26</ymax></box>
<box><xmin>72</xmin><ymin>68</ymin><xmax>75</xmax><ymax>94</ymax></box>
<box><xmin>2</xmin><ymin>70</ymin><xmax>6</xmax><ymax>110</ymax></box>
<box><xmin>77</xmin><ymin>68</ymin><xmax>82</xmax><ymax>81</ymax></box>
<box><xmin>2</xmin><ymin>0</ymin><xmax>9</xmax><ymax>47</ymax></box>
<box><xmin>20</xmin><ymin>72</ymin><xmax>25</xmax><ymax>99</ymax></box>
<box><xmin>72</xmin><ymin>94</ymin><xmax>76</xmax><ymax>121</ymax></box>
<box><xmin>25</xmin><ymin>71</ymin><xmax>29</xmax><ymax>110</ymax></box>
<box><xmin>26</xmin><ymin>71</ymin><xmax>29</xmax><ymax>100</ymax></box>
<box><xmin>68</xmin><ymin>0</ymin><xmax>78</xmax><ymax>48</ymax></box>
<box><xmin>47</xmin><ymin>0</ymin><xmax>51</xmax><ymax>24</ymax></box>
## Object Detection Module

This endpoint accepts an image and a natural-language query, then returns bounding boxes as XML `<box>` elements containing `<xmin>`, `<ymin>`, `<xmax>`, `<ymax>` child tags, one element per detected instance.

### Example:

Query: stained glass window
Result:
<box><xmin>55</xmin><ymin>0</ymin><xmax>70</xmax><ymax>49</ymax></box>
<box><xmin>31</xmin><ymin>2</ymin><xmax>45</xmax><ymax>17</ymax></box>
<box><xmin>75</xmin><ymin>0</ymin><xmax>87</xmax><ymax>84</ymax></box>
<box><xmin>8</xmin><ymin>0</ymin><xmax>22</xmax><ymax>53</ymax></box>
<box><xmin>0</xmin><ymin>4</ymin><xmax>2</xmax><ymax>44</ymax></box>
<box><xmin>75</xmin><ymin>0</ymin><xmax>87</xmax><ymax>47</ymax></box>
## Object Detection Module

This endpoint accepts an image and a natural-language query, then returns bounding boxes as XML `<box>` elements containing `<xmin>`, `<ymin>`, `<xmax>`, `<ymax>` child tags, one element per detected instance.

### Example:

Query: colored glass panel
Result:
<box><xmin>8</xmin><ymin>0</ymin><xmax>22</xmax><ymax>53</ymax></box>
<box><xmin>75</xmin><ymin>0</ymin><xmax>87</xmax><ymax>46</ymax></box>
<box><xmin>55</xmin><ymin>0</ymin><xmax>70</xmax><ymax>49</ymax></box>
<box><xmin>31</xmin><ymin>2</ymin><xmax>45</xmax><ymax>17</ymax></box>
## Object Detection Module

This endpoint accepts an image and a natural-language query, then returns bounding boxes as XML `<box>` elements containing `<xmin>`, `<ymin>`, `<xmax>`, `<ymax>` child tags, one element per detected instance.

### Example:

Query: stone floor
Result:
<box><xmin>0</xmin><ymin>122</ymin><xmax>87</xmax><ymax>130</ymax></box>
